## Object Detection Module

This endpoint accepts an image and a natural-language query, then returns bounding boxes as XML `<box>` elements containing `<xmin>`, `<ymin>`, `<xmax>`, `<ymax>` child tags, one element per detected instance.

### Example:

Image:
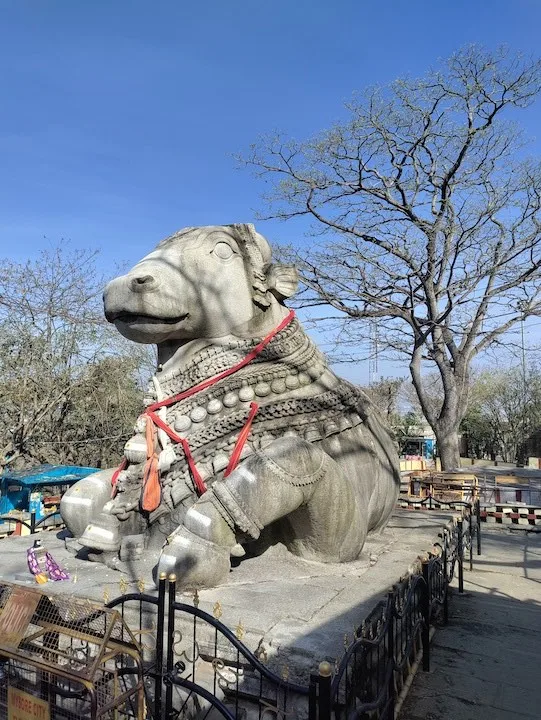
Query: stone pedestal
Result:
<box><xmin>0</xmin><ymin>509</ymin><xmax>453</xmax><ymax>683</ymax></box>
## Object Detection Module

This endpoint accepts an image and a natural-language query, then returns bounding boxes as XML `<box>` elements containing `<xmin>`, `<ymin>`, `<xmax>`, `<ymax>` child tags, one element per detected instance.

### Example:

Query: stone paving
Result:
<box><xmin>399</xmin><ymin>526</ymin><xmax>541</xmax><ymax>720</ymax></box>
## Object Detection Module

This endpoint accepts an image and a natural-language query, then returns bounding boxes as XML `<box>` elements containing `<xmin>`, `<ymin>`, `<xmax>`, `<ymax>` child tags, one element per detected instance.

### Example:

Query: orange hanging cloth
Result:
<box><xmin>141</xmin><ymin>416</ymin><xmax>162</xmax><ymax>512</ymax></box>
<box><xmin>146</xmin><ymin>409</ymin><xmax>208</xmax><ymax>496</ymax></box>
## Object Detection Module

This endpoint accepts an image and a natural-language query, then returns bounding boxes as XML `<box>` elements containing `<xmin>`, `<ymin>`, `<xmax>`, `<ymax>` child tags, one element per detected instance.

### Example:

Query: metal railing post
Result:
<box><xmin>155</xmin><ymin>572</ymin><xmax>166</xmax><ymax>720</ymax></box>
<box><xmin>317</xmin><ymin>661</ymin><xmax>332</xmax><ymax>720</ymax></box>
<box><xmin>468</xmin><ymin>509</ymin><xmax>473</xmax><ymax>571</ymax></box>
<box><xmin>476</xmin><ymin>498</ymin><xmax>482</xmax><ymax>556</ymax></box>
<box><xmin>165</xmin><ymin>574</ymin><xmax>176</xmax><ymax>718</ymax></box>
<box><xmin>30</xmin><ymin>512</ymin><xmax>36</xmax><ymax>534</ymax></box>
<box><xmin>442</xmin><ymin>544</ymin><xmax>449</xmax><ymax>625</ymax></box>
<box><xmin>387</xmin><ymin>591</ymin><xmax>395</xmax><ymax>716</ymax></box>
<box><xmin>421</xmin><ymin>561</ymin><xmax>430</xmax><ymax>672</ymax></box>
<box><xmin>457</xmin><ymin>518</ymin><xmax>464</xmax><ymax>594</ymax></box>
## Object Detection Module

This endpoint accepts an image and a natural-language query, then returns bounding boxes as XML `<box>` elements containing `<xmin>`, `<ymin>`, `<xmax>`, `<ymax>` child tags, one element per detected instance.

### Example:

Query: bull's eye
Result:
<box><xmin>212</xmin><ymin>241</ymin><xmax>235</xmax><ymax>260</ymax></box>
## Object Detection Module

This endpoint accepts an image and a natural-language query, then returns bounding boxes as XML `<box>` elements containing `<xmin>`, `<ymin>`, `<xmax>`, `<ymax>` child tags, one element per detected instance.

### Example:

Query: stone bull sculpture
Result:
<box><xmin>61</xmin><ymin>224</ymin><xmax>400</xmax><ymax>589</ymax></box>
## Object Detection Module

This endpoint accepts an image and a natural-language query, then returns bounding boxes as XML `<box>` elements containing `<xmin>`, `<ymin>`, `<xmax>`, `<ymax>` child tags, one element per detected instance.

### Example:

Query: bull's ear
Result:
<box><xmin>266</xmin><ymin>264</ymin><xmax>299</xmax><ymax>300</ymax></box>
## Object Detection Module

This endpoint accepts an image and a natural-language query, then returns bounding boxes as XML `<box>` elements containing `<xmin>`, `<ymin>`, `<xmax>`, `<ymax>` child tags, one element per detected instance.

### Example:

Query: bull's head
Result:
<box><xmin>104</xmin><ymin>224</ymin><xmax>298</xmax><ymax>344</ymax></box>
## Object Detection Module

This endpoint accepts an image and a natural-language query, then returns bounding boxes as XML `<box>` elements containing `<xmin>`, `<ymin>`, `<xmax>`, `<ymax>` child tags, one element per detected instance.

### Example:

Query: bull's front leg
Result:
<box><xmin>156</xmin><ymin>436</ymin><xmax>365</xmax><ymax>589</ymax></box>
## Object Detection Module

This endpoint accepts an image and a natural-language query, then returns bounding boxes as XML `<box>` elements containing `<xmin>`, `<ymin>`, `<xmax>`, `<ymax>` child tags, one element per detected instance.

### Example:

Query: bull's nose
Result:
<box><xmin>129</xmin><ymin>274</ymin><xmax>158</xmax><ymax>293</ymax></box>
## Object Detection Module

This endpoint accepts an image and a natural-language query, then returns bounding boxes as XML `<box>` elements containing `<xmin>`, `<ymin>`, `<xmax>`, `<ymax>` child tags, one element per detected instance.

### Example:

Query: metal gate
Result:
<box><xmin>107</xmin><ymin>574</ymin><xmax>308</xmax><ymax>719</ymax></box>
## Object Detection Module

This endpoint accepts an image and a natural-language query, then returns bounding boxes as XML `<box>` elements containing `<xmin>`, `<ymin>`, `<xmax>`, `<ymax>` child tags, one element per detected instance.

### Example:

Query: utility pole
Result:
<box><xmin>518</xmin><ymin>303</ymin><xmax>528</xmax><ymax>466</ymax></box>
<box><xmin>369</xmin><ymin>320</ymin><xmax>379</xmax><ymax>386</ymax></box>
<box><xmin>521</xmin><ymin>316</ymin><xmax>527</xmax><ymax>465</ymax></box>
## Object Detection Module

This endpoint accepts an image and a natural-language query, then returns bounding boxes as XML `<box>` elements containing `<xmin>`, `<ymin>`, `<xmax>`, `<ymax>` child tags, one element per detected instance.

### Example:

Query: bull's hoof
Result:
<box><xmin>156</xmin><ymin>527</ymin><xmax>231</xmax><ymax>590</ymax></box>
<box><xmin>79</xmin><ymin>511</ymin><xmax>121</xmax><ymax>552</ymax></box>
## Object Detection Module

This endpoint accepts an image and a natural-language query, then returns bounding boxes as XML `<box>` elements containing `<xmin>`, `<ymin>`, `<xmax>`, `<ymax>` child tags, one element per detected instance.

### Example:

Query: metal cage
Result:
<box><xmin>0</xmin><ymin>581</ymin><xmax>144</xmax><ymax>720</ymax></box>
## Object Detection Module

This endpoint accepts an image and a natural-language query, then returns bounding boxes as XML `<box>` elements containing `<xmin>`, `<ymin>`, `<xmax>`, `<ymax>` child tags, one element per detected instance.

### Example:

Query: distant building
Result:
<box><xmin>399</xmin><ymin>422</ymin><xmax>436</xmax><ymax>459</ymax></box>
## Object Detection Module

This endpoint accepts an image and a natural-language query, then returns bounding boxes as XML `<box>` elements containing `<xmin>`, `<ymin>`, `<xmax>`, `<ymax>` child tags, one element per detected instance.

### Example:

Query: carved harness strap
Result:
<box><xmin>111</xmin><ymin>311</ymin><xmax>296</xmax><ymax>512</ymax></box>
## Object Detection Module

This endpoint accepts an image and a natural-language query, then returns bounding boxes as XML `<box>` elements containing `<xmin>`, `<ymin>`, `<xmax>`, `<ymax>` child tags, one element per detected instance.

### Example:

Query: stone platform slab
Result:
<box><xmin>0</xmin><ymin>508</ymin><xmax>454</xmax><ymax>681</ymax></box>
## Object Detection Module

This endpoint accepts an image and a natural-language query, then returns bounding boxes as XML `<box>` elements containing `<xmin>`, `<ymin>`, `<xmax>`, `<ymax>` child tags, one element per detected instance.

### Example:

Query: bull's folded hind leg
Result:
<box><xmin>249</xmin><ymin>437</ymin><xmax>367</xmax><ymax>562</ymax></box>
<box><xmin>157</xmin><ymin>436</ymin><xmax>366</xmax><ymax>589</ymax></box>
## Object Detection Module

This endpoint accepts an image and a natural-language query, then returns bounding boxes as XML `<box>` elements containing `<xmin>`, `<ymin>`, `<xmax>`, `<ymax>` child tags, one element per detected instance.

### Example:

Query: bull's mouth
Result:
<box><xmin>108</xmin><ymin>312</ymin><xmax>189</xmax><ymax>325</ymax></box>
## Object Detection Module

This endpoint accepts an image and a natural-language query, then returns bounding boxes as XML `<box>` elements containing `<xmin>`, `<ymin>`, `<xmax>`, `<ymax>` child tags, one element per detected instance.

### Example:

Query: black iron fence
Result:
<box><xmin>0</xmin><ymin>510</ymin><xmax>64</xmax><ymax>536</ymax></box>
<box><xmin>102</xmin><ymin>499</ymin><xmax>480</xmax><ymax>719</ymax></box>
<box><xmin>309</xmin><ymin>498</ymin><xmax>480</xmax><ymax>719</ymax></box>
<box><xmin>398</xmin><ymin>495</ymin><xmax>482</xmax><ymax>584</ymax></box>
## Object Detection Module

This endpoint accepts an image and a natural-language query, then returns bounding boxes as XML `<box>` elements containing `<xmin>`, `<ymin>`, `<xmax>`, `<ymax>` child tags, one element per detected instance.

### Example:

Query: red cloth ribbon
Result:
<box><xmin>147</xmin><ymin>310</ymin><xmax>295</xmax><ymax>412</ymax></box>
<box><xmin>114</xmin><ymin>311</ymin><xmax>295</xmax><ymax>504</ymax></box>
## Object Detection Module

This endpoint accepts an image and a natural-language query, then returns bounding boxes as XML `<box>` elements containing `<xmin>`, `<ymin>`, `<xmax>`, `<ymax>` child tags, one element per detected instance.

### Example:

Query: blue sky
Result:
<box><xmin>1</xmin><ymin>0</ymin><xmax>541</xmax><ymax>382</ymax></box>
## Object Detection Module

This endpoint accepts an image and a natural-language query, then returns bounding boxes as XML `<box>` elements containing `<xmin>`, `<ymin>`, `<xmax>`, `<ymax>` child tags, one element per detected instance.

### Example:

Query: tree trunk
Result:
<box><xmin>434</xmin><ymin>425</ymin><xmax>461</xmax><ymax>470</ymax></box>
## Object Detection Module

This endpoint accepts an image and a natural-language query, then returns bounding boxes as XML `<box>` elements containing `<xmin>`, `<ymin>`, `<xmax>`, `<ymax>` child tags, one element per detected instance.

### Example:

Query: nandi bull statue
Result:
<box><xmin>61</xmin><ymin>224</ymin><xmax>400</xmax><ymax>589</ymax></box>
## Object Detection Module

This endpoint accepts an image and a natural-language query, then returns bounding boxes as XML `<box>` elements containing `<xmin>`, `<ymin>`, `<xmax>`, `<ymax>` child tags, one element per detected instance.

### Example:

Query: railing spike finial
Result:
<box><xmin>319</xmin><ymin>661</ymin><xmax>332</xmax><ymax>677</ymax></box>
<box><xmin>213</xmin><ymin>601</ymin><xmax>223</xmax><ymax>619</ymax></box>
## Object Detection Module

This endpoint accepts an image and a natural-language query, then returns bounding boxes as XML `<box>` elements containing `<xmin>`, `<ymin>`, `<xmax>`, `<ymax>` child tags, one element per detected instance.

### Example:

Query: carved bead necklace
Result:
<box><xmin>112</xmin><ymin>311</ymin><xmax>296</xmax><ymax>512</ymax></box>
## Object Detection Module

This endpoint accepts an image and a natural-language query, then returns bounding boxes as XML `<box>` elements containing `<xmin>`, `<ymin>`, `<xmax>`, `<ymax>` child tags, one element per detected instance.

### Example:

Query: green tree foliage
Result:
<box><xmin>461</xmin><ymin>368</ymin><xmax>541</xmax><ymax>463</ymax></box>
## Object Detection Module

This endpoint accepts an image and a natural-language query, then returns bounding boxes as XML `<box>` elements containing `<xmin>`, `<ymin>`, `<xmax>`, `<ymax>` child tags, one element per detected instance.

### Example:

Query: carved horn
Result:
<box><xmin>232</xmin><ymin>223</ymin><xmax>272</xmax><ymax>308</ymax></box>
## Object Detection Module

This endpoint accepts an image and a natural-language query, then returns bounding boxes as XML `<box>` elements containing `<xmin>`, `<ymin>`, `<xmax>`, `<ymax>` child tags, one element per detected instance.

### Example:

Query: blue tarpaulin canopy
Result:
<box><xmin>0</xmin><ymin>464</ymin><xmax>98</xmax><ymax>516</ymax></box>
<box><xmin>1</xmin><ymin>464</ymin><xmax>98</xmax><ymax>487</ymax></box>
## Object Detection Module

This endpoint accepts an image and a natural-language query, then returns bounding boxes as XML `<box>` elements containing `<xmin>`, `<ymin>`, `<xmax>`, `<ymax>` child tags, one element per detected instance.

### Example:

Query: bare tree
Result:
<box><xmin>363</xmin><ymin>377</ymin><xmax>404</xmax><ymax>429</ymax></box>
<box><xmin>0</xmin><ymin>244</ymin><xmax>149</xmax><ymax>470</ymax></box>
<box><xmin>243</xmin><ymin>46</ymin><xmax>541</xmax><ymax>468</ymax></box>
